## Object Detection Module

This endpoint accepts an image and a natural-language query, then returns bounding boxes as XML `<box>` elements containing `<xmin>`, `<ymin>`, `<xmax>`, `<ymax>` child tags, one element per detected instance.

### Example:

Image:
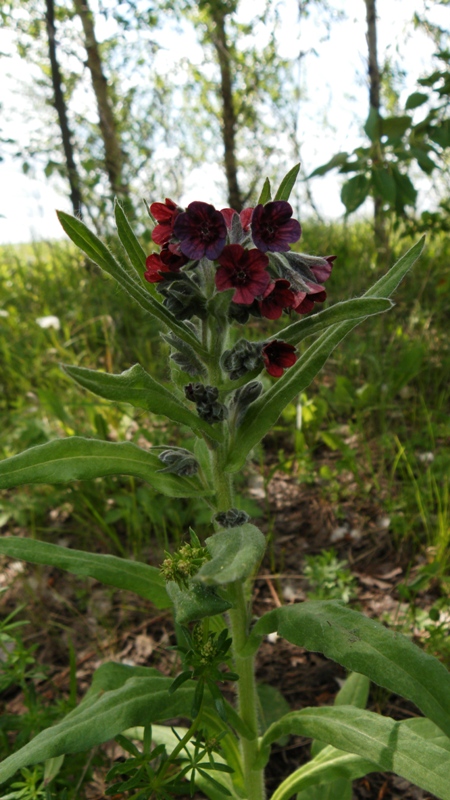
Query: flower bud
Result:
<box><xmin>158</xmin><ymin>448</ymin><xmax>199</xmax><ymax>476</ymax></box>
<box><xmin>221</xmin><ymin>339</ymin><xmax>263</xmax><ymax>380</ymax></box>
<box><xmin>230</xmin><ymin>380</ymin><xmax>263</xmax><ymax>426</ymax></box>
<box><xmin>214</xmin><ymin>508</ymin><xmax>251</xmax><ymax>528</ymax></box>
<box><xmin>159</xmin><ymin>278</ymin><xmax>207</xmax><ymax>320</ymax></box>
<box><xmin>184</xmin><ymin>383</ymin><xmax>228</xmax><ymax>424</ymax></box>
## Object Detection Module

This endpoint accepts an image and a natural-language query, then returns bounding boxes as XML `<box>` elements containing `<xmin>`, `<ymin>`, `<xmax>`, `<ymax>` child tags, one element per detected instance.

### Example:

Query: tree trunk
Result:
<box><xmin>209</xmin><ymin>5</ymin><xmax>243</xmax><ymax>211</ymax></box>
<box><xmin>364</xmin><ymin>0</ymin><xmax>389</xmax><ymax>263</ymax></box>
<box><xmin>73</xmin><ymin>0</ymin><xmax>127</xmax><ymax>200</ymax></box>
<box><xmin>45</xmin><ymin>0</ymin><xmax>83</xmax><ymax>216</ymax></box>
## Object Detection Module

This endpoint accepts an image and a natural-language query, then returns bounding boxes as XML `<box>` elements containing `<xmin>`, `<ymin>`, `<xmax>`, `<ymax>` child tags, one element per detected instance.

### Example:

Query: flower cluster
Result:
<box><xmin>146</xmin><ymin>195</ymin><xmax>336</xmax><ymax>378</ymax></box>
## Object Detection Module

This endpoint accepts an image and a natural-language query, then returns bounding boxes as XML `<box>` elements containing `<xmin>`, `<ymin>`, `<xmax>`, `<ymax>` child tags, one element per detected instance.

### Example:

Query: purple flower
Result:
<box><xmin>173</xmin><ymin>201</ymin><xmax>227</xmax><ymax>260</ymax></box>
<box><xmin>251</xmin><ymin>201</ymin><xmax>301</xmax><ymax>252</ymax></box>
<box><xmin>262</xmin><ymin>340</ymin><xmax>297</xmax><ymax>378</ymax></box>
<box><xmin>215</xmin><ymin>244</ymin><xmax>270</xmax><ymax>304</ymax></box>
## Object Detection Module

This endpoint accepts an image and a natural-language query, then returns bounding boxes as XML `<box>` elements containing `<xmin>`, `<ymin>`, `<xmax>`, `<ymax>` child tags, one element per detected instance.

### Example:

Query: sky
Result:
<box><xmin>0</xmin><ymin>0</ymin><xmax>447</xmax><ymax>245</ymax></box>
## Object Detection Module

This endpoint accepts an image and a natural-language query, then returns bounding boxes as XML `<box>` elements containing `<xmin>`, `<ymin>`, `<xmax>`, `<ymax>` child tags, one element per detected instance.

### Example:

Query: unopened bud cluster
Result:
<box><xmin>160</xmin><ymin>541</ymin><xmax>210</xmax><ymax>588</ymax></box>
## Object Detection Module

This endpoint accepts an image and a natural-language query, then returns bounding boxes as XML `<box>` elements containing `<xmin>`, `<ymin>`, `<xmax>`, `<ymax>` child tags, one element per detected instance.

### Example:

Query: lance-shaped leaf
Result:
<box><xmin>63</xmin><ymin>363</ymin><xmax>223</xmax><ymax>443</ymax></box>
<box><xmin>246</xmin><ymin>601</ymin><xmax>450</xmax><ymax>740</ymax></box>
<box><xmin>225</xmin><ymin>238</ymin><xmax>425</xmax><ymax>473</ymax></box>
<box><xmin>274</xmin><ymin>164</ymin><xmax>301</xmax><ymax>202</ymax></box>
<box><xmin>57</xmin><ymin>211</ymin><xmax>207</xmax><ymax>359</ymax></box>
<box><xmin>0</xmin><ymin>672</ymin><xmax>196</xmax><ymax>785</ymax></box>
<box><xmin>277</xmin><ymin>297</ymin><xmax>393</xmax><ymax>347</ymax></box>
<box><xmin>256</xmin><ymin>707</ymin><xmax>450</xmax><ymax>800</ymax></box>
<box><xmin>166</xmin><ymin>581</ymin><xmax>232</xmax><ymax>624</ymax></box>
<box><xmin>274</xmin><ymin>744</ymin><xmax>375</xmax><ymax>800</ymax></box>
<box><xmin>0</xmin><ymin>437</ymin><xmax>210</xmax><ymax>498</ymax></box>
<box><xmin>197</xmin><ymin>524</ymin><xmax>266</xmax><ymax>585</ymax></box>
<box><xmin>0</xmin><ymin>537</ymin><xmax>170</xmax><ymax>608</ymax></box>
<box><xmin>114</xmin><ymin>200</ymin><xmax>154</xmax><ymax>290</ymax></box>
<box><xmin>257</xmin><ymin>177</ymin><xmax>271</xmax><ymax>205</ymax></box>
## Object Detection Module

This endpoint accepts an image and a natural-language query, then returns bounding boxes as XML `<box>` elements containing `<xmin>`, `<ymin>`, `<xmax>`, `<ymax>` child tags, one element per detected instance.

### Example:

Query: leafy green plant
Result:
<box><xmin>303</xmin><ymin>549</ymin><xmax>357</xmax><ymax>603</ymax></box>
<box><xmin>1</xmin><ymin>167</ymin><xmax>449</xmax><ymax>800</ymax></box>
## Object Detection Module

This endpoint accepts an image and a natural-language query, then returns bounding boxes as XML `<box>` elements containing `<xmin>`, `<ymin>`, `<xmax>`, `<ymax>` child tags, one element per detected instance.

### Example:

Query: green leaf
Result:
<box><xmin>364</xmin><ymin>107</ymin><xmax>381</xmax><ymax>142</ymax></box>
<box><xmin>428</xmin><ymin>119</ymin><xmax>450</xmax><ymax>148</ymax></box>
<box><xmin>247</xmin><ymin>601</ymin><xmax>450</xmax><ymax>740</ymax></box>
<box><xmin>310</xmin><ymin>671</ymin><xmax>370</xmax><ymax>757</ymax></box>
<box><xmin>257</xmin><ymin>706</ymin><xmax>450</xmax><ymax>800</ymax></box>
<box><xmin>392</xmin><ymin>169</ymin><xmax>418</xmax><ymax>206</ymax></box>
<box><xmin>280</xmin><ymin>744</ymin><xmax>373</xmax><ymax>800</ymax></box>
<box><xmin>410</xmin><ymin>147</ymin><xmax>437</xmax><ymax>175</ymax></box>
<box><xmin>63</xmin><ymin>363</ymin><xmax>222</xmax><ymax>443</ymax></box>
<box><xmin>0</xmin><ymin>437</ymin><xmax>210</xmax><ymax>498</ymax></box>
<box><xmin>225</xmin><ymin>301</ymin><xmax>391</xmax><ymax>473</ymax></box>
<box><xmin>257</xmin><ymin>684</ymin><xmax>290</xmax><ymax>742</ymax></box>
<box><xmin>371</xmin><ymin>168</ymin><xmax>397</xmax><ymax>205</ymax></box>
<box><xmin>309</xmin><ymin>153</ymin><xmax>349</xmax><ymax>178</ymax></box>
<box><xmin>278</xmin><ymin>297</ymin><xmax>393</xmax><ymax>347</ymax></box>
<box><xmin>381</xmin><ymin>115</ymin><xmax>412</xmax><ymax>139</ymax></box>
<box><xmin>166</xmin><ymin>581</ymin><xmax>232</xmax><ymax>624</ymax></box>
<box><xmin>405</xmin><ymin>91</ymin><xmax>428</xmax><ymax>110</ymax></box>
<box><xmin>334</xmin><ymin>672</ymin><xmax>370</xmax><ymax>710</ymax></box>
<box><xmin>257</xmin><ymin>177</ymin><xmax>271</xmax><ymax>205</ymax></box>
<box><xmin>197</xmin><ymin>524</ymin><xmax>266</xmax><ymax>585</ymax></box>
<box><xmin>114</xmin><ymin>200</ymin><xmax>155</xmax><ymax>291</ymax></box>
<box><xmin>0</xmin><ymin>537</ymin><xmax>170</xmax><ymax>609</ymax></box>
<box><xmin>297</xmin><ymin>778</ymin><xmax>352</xmax><ymax>800</ymax></box>
<box><xmin>274</xmin><ymin>164</ymin><xmax>300</xmax><ymax>202</ymax></box>
<box><xmin>56</xmin><ymin>211</ymin><xmax>207</xmax><ymax>359</ymax></box>
<box><xmin>341</xmin><ymin>174</ymin><xmax>371</xmax><ymax>213</ymax></box>
<box><xmin>0</xmin><ymin>672</ymin><xmax>197</xmax><ymax>786</ymax></box>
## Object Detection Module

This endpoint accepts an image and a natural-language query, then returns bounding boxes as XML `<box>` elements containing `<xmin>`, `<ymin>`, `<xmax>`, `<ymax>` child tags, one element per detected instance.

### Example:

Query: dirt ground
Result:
<box><xmin>0</xmin><ymin>464</ymin><xmax>443</xmax><ymax>799</ymax></box>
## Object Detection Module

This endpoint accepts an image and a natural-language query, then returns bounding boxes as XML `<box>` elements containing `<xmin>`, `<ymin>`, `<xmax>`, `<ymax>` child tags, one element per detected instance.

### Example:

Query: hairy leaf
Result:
<box><xmin>0</xmin><ymin>537</ymin><xmax>170</xmax><ymax>608</ymax></box>
<box><xmin>0</xmin><ymin>437</ymin><xmax>209</xmax><ymax>497</ymax></box>
<box><xmin>197</xmin><ymin>524</ymin><xmax>266</xmax><ymax>585</ymax></box>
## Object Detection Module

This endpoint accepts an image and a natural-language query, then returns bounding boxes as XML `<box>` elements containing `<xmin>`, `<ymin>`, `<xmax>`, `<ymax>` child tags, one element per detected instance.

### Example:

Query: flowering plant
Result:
<box><xmin>0</xmin><ymin>166</ymin><xmax>449</xmax><ymax>800</ymax></box>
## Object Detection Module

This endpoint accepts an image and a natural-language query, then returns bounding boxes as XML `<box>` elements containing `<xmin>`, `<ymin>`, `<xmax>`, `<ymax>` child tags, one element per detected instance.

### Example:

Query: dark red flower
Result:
<box><xmin>259</xmin><ymin>279</ymin><xmax>296</xmax><ymax>320</ymax></box>
<box><xmin>215</xmin><ymin>244</ymin><xmax>271</xmax><ymax>304</ymax></box>
<box><xmin>262</xmin><ymin>340</ymin><xmax>297</xmax><ymax>378</ymax></box>
<box><xmin>293</xmin><ymin>284</ymin><xmax>327</xmax><ymax>314</ymax></box>
<box><xmin>221</xmin><ymin>207</ymin><xmax>254</xmax><ymax>232</ymax></box>
<box><xmin>251</xmin><ymin>201</ymin><xmax>301</xmax><ymax>252</ymax></box>
<box><xmin>150</xmin><ymin>198</ymin><xmax>181</xmax><ymax>246</ymax></box>
<box><xmin>144</xmin><ymin>245</ymin><xmax>189</xmax><ymax>283</ymax></box>
<box><xmin>173</xmin><ymin>201</ymin><xmax>227</xmax><ymax>260</ymax></box>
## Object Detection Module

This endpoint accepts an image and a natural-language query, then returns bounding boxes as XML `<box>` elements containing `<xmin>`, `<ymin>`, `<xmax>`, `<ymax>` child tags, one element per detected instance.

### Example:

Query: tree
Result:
<box><xmin>73</xmin><ymin>0</ymin><xmax>128</xmax><ymax>203</ymax></box>
<box><xmin>309</xmin><ymin>0</ymin><xmax>450</xmax><ymax>256</ymax></box>
<box><xmin>45</xmin><ymin>0</ymin><xmax>83</xmax><ymax>216</ymax></box>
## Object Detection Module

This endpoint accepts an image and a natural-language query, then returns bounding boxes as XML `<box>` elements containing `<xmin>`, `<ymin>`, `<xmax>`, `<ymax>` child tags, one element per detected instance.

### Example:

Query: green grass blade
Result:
<box><xmin>56</xmin><ymin>211</ymin><xmax>208</xmax><ymax>358</ymax></box>
<box><xmin>0</xmin><ymin>437</ymin><xmax>210</xmax><ymax>497</ymax></box>
<box><xmin>63</xmin><ymin>363</ymin><xmax>223</xmax><ymax>442</ymax></box>
<box><xmin>248</xmin><ymin>601</ymin><xmax>450</xmax><ymax>740</ymax></box>
<box><xmin>0</xmin><ymin>537</ymin><xmax>170</xmax><ymax>608</ymax></box>
<box><xmin>258</xmin><ymin>707</ymin><xmax>450</xmax><ymax>800</ymax></box>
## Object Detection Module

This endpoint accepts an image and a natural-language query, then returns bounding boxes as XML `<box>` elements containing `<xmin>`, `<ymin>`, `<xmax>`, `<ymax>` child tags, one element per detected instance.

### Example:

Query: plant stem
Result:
<box><xmin>229</xmin><ymin>581</ymin><xmax>265</xmax><ymax>800</ymax></box>
<box><xmin>211</xmin><ymin>457</ymin><xmax>265</xmax><ymax>800</ymax></box>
